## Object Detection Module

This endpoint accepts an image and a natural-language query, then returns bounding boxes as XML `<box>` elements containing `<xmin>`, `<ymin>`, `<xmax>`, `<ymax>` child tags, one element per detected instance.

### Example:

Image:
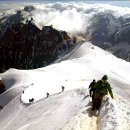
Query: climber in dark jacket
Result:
<box><xmin>46</xmin><ymin>92</ymin><xmax>49</xmax><ymax>97</ymax></box>
<box><xmin>92</xmin><ymin>75</ymin><xmax>114</xmax><ymax>110</ymax></box>
<box><xmin>89</xmin><ymin>79</ymin><xmax>96</xmax><ymax>103</ymax></box>
<box><xmin>61</xmin><ymin>86</ymin><xmax>65</xmax><ymax>92</ymax></box>
<box><xmin>29</xmin><ymin>98</ymin><xmax>34</xmax><ymax>102</ymax></box>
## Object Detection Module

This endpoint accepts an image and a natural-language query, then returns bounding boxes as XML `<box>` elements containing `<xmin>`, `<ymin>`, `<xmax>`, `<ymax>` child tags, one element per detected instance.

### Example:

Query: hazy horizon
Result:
<box><xmin>0</xmin><ymin>0</ymin><xmax>130</xmax><ymax>8</ymax></box>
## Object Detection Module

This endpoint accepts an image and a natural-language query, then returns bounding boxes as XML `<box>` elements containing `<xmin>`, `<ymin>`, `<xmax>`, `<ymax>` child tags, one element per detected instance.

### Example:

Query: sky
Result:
<box><xmin>0</xmin><ymin>0</ymin><xmax>130</xmax><ymax>8</ymax></box>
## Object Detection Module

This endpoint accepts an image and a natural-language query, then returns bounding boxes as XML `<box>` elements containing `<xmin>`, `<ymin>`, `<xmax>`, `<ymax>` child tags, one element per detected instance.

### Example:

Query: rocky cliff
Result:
<box><xmin>0</xmin><ymin>20</ymin><xmax>76</xmax><ymax>72</ymax></box>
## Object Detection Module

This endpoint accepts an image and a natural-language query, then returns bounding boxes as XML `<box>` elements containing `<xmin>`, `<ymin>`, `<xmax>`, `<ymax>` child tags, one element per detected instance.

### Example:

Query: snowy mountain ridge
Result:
<box><xmin>0</xmin><ymin>42</ymin><xmax>130</xmax><ymax>130</ymax></box>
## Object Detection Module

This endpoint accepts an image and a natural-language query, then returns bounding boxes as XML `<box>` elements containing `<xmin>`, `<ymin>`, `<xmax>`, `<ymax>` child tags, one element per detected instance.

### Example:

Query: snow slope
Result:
<box><xmin>21</xmin><ymin>42</ymin><xmax>130</xmax><ymax>103</ymax></box>
<box><xmin>0</xmin><ymin>42</ymin><xmax>130</xmax><ymax>130</ymax></box>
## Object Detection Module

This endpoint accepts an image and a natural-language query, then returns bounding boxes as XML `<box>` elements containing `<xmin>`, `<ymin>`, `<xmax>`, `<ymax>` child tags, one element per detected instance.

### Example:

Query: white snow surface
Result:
<box><xmin>0</xmin><ymin>42</ymin><xmax>130</xmax><ymax>130</ymax></box>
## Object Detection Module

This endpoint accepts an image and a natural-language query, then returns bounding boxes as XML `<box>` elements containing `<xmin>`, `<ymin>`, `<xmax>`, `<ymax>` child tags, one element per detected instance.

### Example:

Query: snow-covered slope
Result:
<box><xmin>22</xmin><ymin>42</ymin><xmax>130</xmax><ymax>103</ymax></box>
<box><xmin>0</xmin><ymin>42</ymin><xmax>130</xmax><ymax>130</ymax></box>
<box><xmin>0</xmin><ymin>69</ymin><xmax>32</xmax><ymax>106</ymax></box>
<box><xmin>0</xmin><ymin>89</ymin><xmax>130</xmax><ymax>130</ymax></box>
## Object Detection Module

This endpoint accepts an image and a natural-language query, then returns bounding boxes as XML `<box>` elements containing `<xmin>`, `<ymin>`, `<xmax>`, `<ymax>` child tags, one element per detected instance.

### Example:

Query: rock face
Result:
<box><xmin>0</xmin><ymin>21</ymin><xmax>76</xmax><ymax>72</ymax></box>
<box><xmin>0</xmin><ymin>80</ymin><xmax>5</xmax><ymax>94</ymax></box>
<box><xmin>108</xmin><ymin>24</ymin><xmax>130</xmax><ymax>61</ymax></box>
<box><xmin>0</xmin><ymin>106</ymin><xmax>3</xmax><ymax>112</ymax></box>
<box><xmin>0</xmin><ymin>10</ymin><xmax>27</xmax><ymax>38</ymax></box>
<box><xmin>109</xmin><ymin>24</ymin><xmax>130</xmax><ymax>45</ymax></box>
<box><xmin>85</xmin><ymin>13</ymin><xmax>130</xmax><ymax>61</ymax></box>
<box><xmin>0</xmin><ymin>6</ymin><xmax>35</xmax><ymax>38</ymax></box>
<box><xmin>86</xmin><ymin>13</ymin><xmax>122</xmax><ymax>47</ymax></box>
<box><xmin>24</xmin><ymin>6</ymin><xmax>35</xmax><ymax>13</ymax></box>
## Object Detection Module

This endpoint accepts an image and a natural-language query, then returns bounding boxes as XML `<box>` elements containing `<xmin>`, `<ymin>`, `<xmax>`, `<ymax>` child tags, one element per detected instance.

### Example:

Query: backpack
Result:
<box><xmin>95</xmin><ymin>80</ymin><xmax>108</xmax><ymax>95</ymax></box>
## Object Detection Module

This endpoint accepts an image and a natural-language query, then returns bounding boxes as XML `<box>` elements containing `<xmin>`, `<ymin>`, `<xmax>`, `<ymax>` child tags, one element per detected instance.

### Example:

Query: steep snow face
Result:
<box><xmin>0</xmin><ymin>69</ymin><xmax>32</xmax><ymax>106</ymax></box>
<box><xmin>0</xmin><ymin>89</ymin><xmax>91</xmax><ymax>130</ymax></box>
<box><xmin>99</xmin><ymin>95</ymin><xmax>130</xmax><ymax>130</ymax></box>
<box><xmin>61</xmin><ymin>94</ymin><xmax>130</xmax><ymax>130</ymax></box>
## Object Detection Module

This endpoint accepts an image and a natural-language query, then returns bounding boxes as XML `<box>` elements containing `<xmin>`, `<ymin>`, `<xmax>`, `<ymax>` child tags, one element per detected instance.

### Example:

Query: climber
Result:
<box><xmin>61</xmin><ymin>86</ymin><xmax>65</xmax><ymax>92</ymax></box>
<box><xmin>25</xmin><ymin>19</ymin><xmax>29</xmax><ymax>24</ymax></box>
<box><xmin>92</xmin><ymin>75</ymin><xmax>114</xmax><ymax>110</ymax></box>
<box><xmin>46</xmin><ymin>92</ymin><xmax>49</xmax><ymax>97</ymax></box>
<box><xmin>89</xmin><ymin>79</ymin><xmax>96</xmax><ymax>103</ymax></box>
<box><xmin>31</xmin><ymin>17</ymin><xmax>35</xmax><ymax>22</ymax></box>
<box><xmin>29</xmin><ymin>98</ymin><xmax>34</xmax><ymax>102</ymax></box>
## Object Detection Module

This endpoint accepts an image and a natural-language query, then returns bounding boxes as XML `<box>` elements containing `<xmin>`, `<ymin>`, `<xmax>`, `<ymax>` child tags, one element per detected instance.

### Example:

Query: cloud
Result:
<box><xmin>31</xmin><ymin>2</ymin><xmax>130</xmax><ymax>35</ymax></box>
<box><xmin>1</xmin><ymin>2</ymin><xmax>130</xmax><ymax>36</ymax></box>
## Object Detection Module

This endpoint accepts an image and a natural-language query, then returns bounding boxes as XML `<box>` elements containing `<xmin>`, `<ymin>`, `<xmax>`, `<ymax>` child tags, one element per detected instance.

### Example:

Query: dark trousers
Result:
<box><xmin>92</xmin><ymin>92</ymin><xmax>105</xmax><ymax>110</ymax></box>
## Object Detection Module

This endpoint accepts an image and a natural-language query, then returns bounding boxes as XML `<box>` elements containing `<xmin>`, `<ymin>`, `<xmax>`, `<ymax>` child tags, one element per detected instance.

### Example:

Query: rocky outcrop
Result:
<box><xmin>109</xmin><ymin>24</ymin><xmax>130</xmax><ymax>45</ymax></box>
<box><xmin>0</xmin><ymin>20</ymin><xmax>76</xmax><ymax>72</ymax></box>
<box><xmin>0</xmin><ymin>80</ymin><xmax>5</xmax><ymax>94</ymax></box>
<box><xmin>108</xmin><ymin>24</ymin><xmax>130</xmax><ymax>61</ymax></box>
<box><xmin>0</xmin><ymin>8</ymin><xmax>31</xmax><ymax>38</ymax></box>
<box><xmin>0</xmin><ymin>106</ymin><xmax>3</xmax><ymax>112</ymax></box>
<box><xmin>0</xmin><ymin>11</ymin><xmax>25</xmax><ymax>38</ymax></box>
<box><xmin>24</xmin><ymin>6</ymin><xmax>35</xmax><ymax>13</ymax></box>
<box><xmin>86</xmin><ymin>13</ymin><xmax>122</xmax><ymax>47</ymax></box>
